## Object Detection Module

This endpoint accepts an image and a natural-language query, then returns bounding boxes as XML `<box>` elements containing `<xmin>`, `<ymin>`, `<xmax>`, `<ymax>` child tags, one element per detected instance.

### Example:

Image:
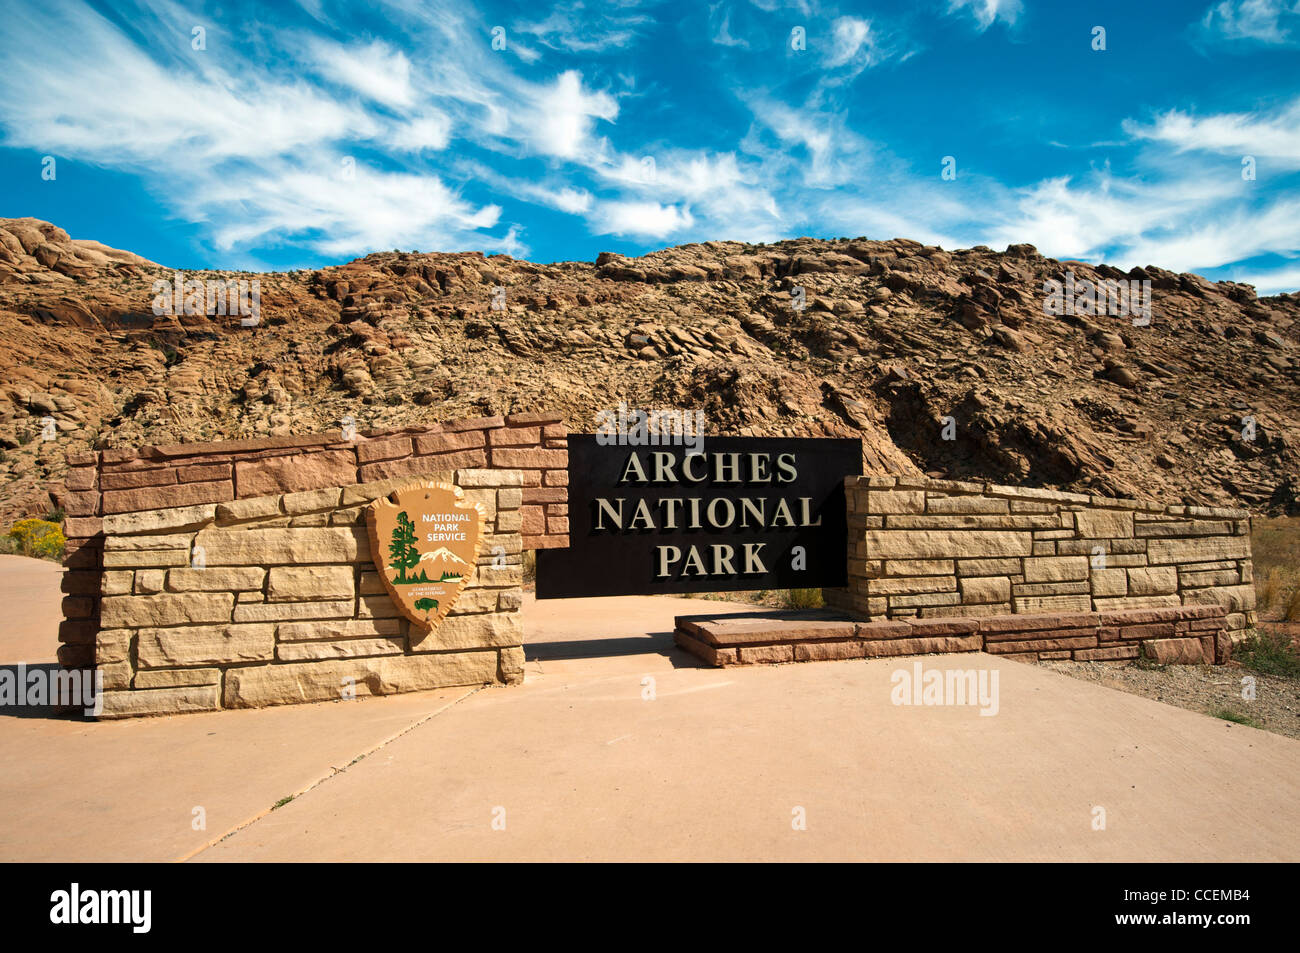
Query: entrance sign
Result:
<box><xmin>366</xmin><ymin>480</ymin><xmax>484</xmax><ymax>631</ymax></box>
<box><xmin>537</xmin><ymin>436</ymin><xmax>861</xmax><ymax>598</ymax></box>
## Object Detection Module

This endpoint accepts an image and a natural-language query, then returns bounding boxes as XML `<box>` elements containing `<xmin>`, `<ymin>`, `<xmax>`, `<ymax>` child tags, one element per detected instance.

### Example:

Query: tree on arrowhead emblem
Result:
<box><xmin>388</xmin><ymin>510</ymin><xmax>421</xmax><ymax>584</ymax></box>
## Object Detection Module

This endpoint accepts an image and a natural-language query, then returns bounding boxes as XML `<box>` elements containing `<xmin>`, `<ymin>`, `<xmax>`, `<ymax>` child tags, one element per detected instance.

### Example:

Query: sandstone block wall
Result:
<box><xmin>825</xmin><ymin>476</ymin><xmax>1255</xmax><ymax>648</ymax></box>
<box><xmin>59</xmin><ymin>413</ymin><xmax>566</xmax><ymax>669</ymax></box>
<box><xmin>84</xmin><ymin>467</ymin><xmax>524</xmax><ymax>718</ymax></box>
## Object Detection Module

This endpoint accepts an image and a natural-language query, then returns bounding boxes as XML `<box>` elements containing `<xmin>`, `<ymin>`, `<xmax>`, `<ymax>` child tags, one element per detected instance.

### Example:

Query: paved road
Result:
<box><xmin>1</xmin><ymin>566</ymin><xmax>1296</xmax><ymax>861</ymax></box>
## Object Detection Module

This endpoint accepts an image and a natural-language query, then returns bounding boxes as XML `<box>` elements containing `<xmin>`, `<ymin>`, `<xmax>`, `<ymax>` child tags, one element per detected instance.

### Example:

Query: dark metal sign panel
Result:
<box><xmin>536</xmin><ymin>436</ymin><xmax>861</xmax><ymax>598</ymax></box>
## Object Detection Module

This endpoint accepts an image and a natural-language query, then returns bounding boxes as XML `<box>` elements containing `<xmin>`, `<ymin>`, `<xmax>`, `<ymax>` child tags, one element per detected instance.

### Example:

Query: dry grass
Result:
<box><xmin>1252</xmin><ymin>517</ymin><xmax>1300</xmax><ymax>621</ymax></box>
<box><xmin>1286</xmin><ymin>585</ymin><xmax>1300</xmax><ymax>623</ymax></box>
<box><xmin>680</xmin><ymin>588</ymin><xmax>826</xmax><ymax>610</ymax></box>
<box><xmin>1252</xmin><ymin>516</ymin><xmax>1300</xmax><ymax>575</ymax></box>
<box><xmin>1259</xmin><ymin>568</ymin><xmax>1286</xmax><ymax>612</ymax></box>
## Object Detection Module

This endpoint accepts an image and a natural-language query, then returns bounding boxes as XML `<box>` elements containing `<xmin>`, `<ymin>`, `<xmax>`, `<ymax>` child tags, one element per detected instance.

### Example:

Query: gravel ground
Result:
<box><xmin>1031</xmin><ymin>658</ymin><xmax>1300</xmax><ymax>741</ymax></box>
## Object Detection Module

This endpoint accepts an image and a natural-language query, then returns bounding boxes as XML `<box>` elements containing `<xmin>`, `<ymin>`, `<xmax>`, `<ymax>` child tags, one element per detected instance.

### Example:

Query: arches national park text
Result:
<box><xmin>595</xmin><ymin>449</ymin><xmax>826</xmax><ymax>579</ymax></box>
<box><xmin>535</xmin><ymin>436</ymin><xmax>861</xmax><ymax>599</ymax></box>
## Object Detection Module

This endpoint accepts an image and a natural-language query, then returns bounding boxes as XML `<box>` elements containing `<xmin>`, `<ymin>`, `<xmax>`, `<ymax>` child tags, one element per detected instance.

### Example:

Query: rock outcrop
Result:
<box><xmin>1</xmin><ymin>219</ymin><xmax>1297</xmax><ymax>524</ymax></box>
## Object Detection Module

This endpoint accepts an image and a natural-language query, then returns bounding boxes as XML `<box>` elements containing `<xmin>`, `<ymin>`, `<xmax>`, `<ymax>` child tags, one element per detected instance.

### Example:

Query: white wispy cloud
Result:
<box><xmin>593</xmin><ymin>200</ymin><xmax>695</xmax><ymax>237</ymax></box>
<box><xmin>825</xmin><ymin>16</ymin><xmax>889</xmax><ymax>76</ymax></box>
<box><xmin>0</xmin><ymin>0</ymin><xmax>619</xmax><ymax>261</ymax></box>
<box><xmin>947</xmin><ymin>0</ymin><xmax>1023</xmax><ymax>31</ymax></box>
<box><xmin>1123</xmin><ymin>97</ymin><xmax>1300</xmax><ymax>168</ymax></box>
<box><xmin>524</xmin><ymin>70</ymin><xmax>619</xmax><ymax>159</ymax></box>
<box><xmin>454</xmin><ymin>158</ymin><xmax>597</xmax><ymax>216</ymax></box>
<box><xmin>0</xmin><ymin>2</ymin><xmax>375</xmax><ymax>163</ymax></box>
<box><xmin>307</xmin><ymin>38</ymin><xmax>416</xmax><ymax>107</ymax></box>
<box><xmin>194</xmin><ymin>159</ymin><xmax>502</xmax><ymax>258</ymax></box>
<box><xmin>1199</xmin><ymin>0</ymin><xmax>1300</xmax><ymax>44</ymax></box>
<box><xmin>709</xmin><ymin>4</ymin><xmax>750</xmax><ymax>48</ymax></box>
<box><xmin>741</xmin><ymin>95</ymin><xmax>873</xmax><ymax>188</ymax></box>
<box><xmin>582</xmin><ymin>147</ymin><xmax>780</xmax><ymax>243</ymax></box>
<box><xmin>389</xmin><ymin>113</ymin><xmax>455</xmax><ymax>152</ymax></box>
<box><xmin>0</xmin><ymin>0</ymin><xmax>1294</xmax><ymax>298</ymax></box>
<box><xmin>1120</xmin><ymin>198</ymin><xmax>1300</xmax><ymax>272</ymax></box>
<box><xmin>513</xmin><ymin>1</ymin><xmax>654</xmax><ymax>52</ymax></box>
<box><xmin>1224</xmin><ymin>261</ymin><xmax>1300</xmax><ymax>294</ymax></box>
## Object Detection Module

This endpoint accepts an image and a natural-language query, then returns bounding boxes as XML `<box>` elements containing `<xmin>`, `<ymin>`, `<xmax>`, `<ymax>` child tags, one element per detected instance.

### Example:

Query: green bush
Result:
<box><xmin>5</xmin><ymin>518</ymin><xmax>65</xmax><ymax>561</ymax></box>
<box><xmin>1234</xmin><ymin>628</ymin><xmax>1300</xmax><ymax>678</ymax></box>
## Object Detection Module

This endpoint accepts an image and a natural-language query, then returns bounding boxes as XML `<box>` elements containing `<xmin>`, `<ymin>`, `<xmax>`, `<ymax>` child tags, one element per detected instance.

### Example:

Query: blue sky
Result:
<box><xmin>2</xmin><ymin>0</ymin><xmax>1298</xmax><ymax>292</ymax></box>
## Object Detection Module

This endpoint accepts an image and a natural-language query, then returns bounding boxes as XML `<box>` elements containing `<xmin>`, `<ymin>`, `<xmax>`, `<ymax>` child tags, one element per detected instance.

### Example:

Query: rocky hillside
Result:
<box><xmin>1</xmin><ymin>216</ymin><xmax>1298</xmax><ymax>525</ymax></box>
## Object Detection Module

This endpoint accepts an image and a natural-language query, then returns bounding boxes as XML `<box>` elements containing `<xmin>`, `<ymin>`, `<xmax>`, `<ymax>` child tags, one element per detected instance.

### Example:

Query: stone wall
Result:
<box><xmin>58</xmin><ymin>413</ymin><xmax>566</xmax><ymax>669</ymax></box>
<box><xmin>85</xmin><ymin>467</ymin><xmax>523</xmax><ymax>718</ymax></box>
<box><xmin>825</xmin><ymin>475</ymin><xmax>1255</xmax><ymax>649</ymax></box>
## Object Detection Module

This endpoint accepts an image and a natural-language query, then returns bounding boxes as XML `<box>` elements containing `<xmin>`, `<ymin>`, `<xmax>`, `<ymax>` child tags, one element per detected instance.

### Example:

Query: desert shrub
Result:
<box><xmin>783</xmin><ymin>588</ymin><xmax>825</xmax><ymax>610</ymax></box>
<box><xmin>522</xmin><ymin>549</ymin><xmax>536</xmax><ymax>584</ymax></box>
<box><xmin>5</xmin><ymin>518</ymin><xmax>66</xmax><ymax>561</ymax></box>
<box><xmin>1234</xmin><ymin>629</ymin><xmax>1300</xmax><ymax>678</ymax></box>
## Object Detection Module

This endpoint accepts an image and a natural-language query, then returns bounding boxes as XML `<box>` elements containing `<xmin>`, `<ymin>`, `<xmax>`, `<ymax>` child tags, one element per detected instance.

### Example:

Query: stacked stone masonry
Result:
<box><xmin>822</xmin><ymin>475</ymin><xmax>1254</xmax><ymax>650</ymax></box>
<box><xmin>674</xmin><ymin>603</ymin><xmax>1232</xmax><ymax>667</ymax></box>
<box><xmin>58</xmin><ymin>414</ymin><xmax>566</xmax><ymax>670</ymax></box>
<box><xmin>76</xmin><ymin>467</ymin><xmax>525</xmax><ymax>718</ymax></box>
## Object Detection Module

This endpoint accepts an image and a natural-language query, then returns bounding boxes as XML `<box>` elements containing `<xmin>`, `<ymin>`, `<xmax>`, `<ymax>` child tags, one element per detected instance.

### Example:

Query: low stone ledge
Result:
<box><xmin>1097</xmin><ymin>604</ymin><xmax>1219</xmax><ymax>624</ymax></box>
<box><xmin>672</xmin><ymin>630</ymin><xmax>737</xmax><ymax>666</ymax></box>
<box><xmin>673</xmin><ymin>604</ymin><xmax>1230</xmax><ymax>668</ymax></box>
<box><xmin>674</xmin><ymin>610</ymin><xmax>854</xmax><ymax>647</ymax></box>
<box><xmin>979</xmin><ymin>611</ymin><xmax>1097</xmax><ymax>634</ymax></box>
<box><xmin>901</xmin><ymin>618</ymin><xmax>980</xmax><ymax>637</ymax></box>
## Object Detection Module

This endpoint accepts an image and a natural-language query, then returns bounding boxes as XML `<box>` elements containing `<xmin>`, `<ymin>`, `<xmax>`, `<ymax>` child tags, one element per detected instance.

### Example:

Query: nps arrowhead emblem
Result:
<box><xmin>365</xmin><ymin>480</ymin><xmax>484</xmax><ymax>633</ymax></box>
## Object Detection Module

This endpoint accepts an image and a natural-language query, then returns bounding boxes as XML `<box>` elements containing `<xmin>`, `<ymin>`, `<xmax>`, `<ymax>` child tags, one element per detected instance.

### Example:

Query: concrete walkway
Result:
<box><xmin>1</xmin><ymin>565</ymin><xmax>1296</xmax><ymax>861</ymax></box>
<box><xmin>0</xmin><ymin>554</ymin><xmax>63</xmax><ymax>663</ymax></box>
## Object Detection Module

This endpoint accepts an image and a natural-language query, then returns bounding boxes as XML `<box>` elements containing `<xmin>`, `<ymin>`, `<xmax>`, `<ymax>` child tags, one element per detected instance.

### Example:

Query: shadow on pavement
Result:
<box><xmin>525</xmin><ymin>631</ymin><xmax>708</xmax><ymax>667</ymax></box>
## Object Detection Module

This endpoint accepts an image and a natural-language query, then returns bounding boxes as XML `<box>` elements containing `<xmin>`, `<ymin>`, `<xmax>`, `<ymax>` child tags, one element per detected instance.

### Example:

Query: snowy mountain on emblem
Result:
<box><xmin>419</xmin><ymin>547</ymin><xmax>471</xmax><ymax>578</ymax></box>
